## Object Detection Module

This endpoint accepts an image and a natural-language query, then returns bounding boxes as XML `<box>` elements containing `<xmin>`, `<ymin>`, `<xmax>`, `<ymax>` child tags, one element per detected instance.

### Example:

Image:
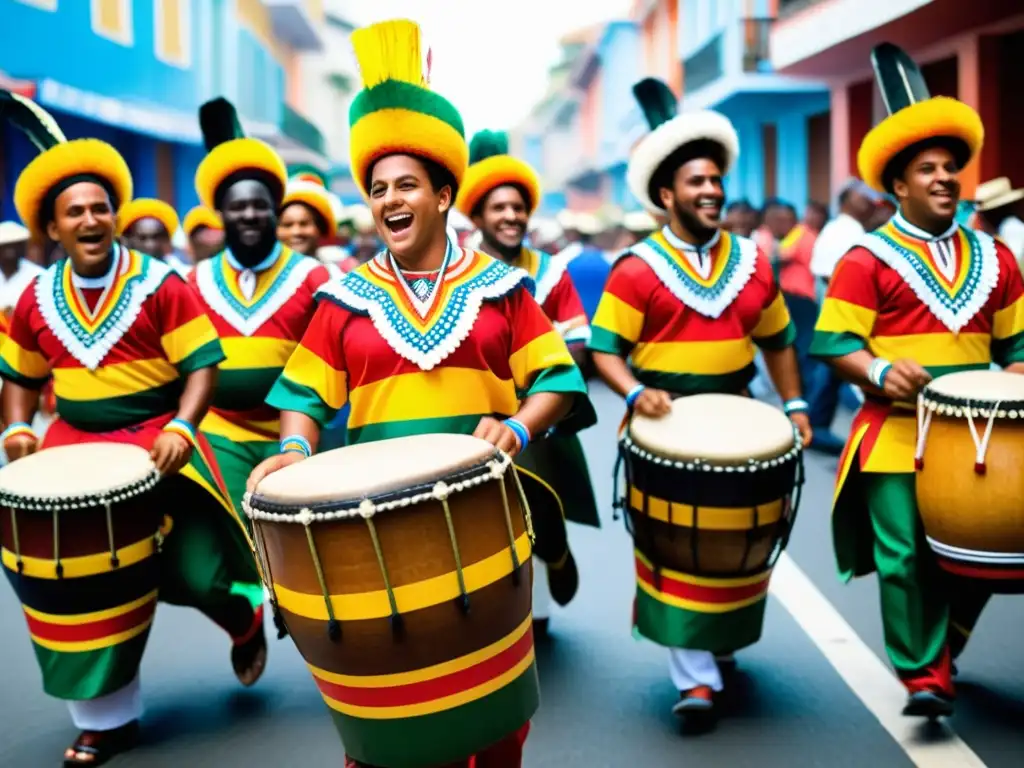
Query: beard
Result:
<box><xmin>225</xmin><ymin>224</ymin><xmax>277</xmax><ymax>267</ymax></box>
<box><xmin>672</xmin><ymin>198</ymin><xmax>718</xmax><ymax>241</ymax></box>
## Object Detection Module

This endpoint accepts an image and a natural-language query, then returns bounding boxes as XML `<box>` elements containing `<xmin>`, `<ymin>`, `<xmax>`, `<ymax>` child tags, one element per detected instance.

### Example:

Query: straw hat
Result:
<box><xmin>0</xmin><ymin>221</ymin><xmax>30</xmax><ymax>246</ymax></box>
<box><xmin>974</xmin><ymin>177</ymin><xmax>1024</xmax><ymax>213</ymax></box>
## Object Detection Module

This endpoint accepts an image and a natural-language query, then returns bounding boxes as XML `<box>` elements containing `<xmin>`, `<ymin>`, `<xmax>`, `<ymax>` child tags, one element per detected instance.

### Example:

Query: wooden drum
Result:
<box><xmin>916</xmin><ymin>369</ymin><xmax>1024</xmax><ymax>590</ymax></box>
<box><xmin>244</xmin><ymin>434</ymin><xmax>539</xmax><ymax>768</ymax></box>
<box><xmin>620</xmin><ymin>394</ymin><xmax>803</xmax><ymax>576</ymax></box>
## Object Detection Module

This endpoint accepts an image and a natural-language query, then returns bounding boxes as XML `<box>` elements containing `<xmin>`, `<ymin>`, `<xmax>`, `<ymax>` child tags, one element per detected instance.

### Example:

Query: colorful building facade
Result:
<box><xmin>0</xmin><ymin>0</ymin><xmax>325</xmax><ymax>222</ymax></box>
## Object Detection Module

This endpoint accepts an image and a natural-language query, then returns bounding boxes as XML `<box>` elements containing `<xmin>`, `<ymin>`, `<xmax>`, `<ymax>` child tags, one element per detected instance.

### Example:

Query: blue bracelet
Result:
<box><xmin>164</xmin><ymin>418</ymin><xmax>196</xmax><ymax>441</ymax></box>
<box><xmin>280</xmin><ymin>434</ymin><xmax>312</xmax><ymax>458</ymax></box>
<box><xmin>783</xmin><ymin>398</ymin><xmax>809</xmax><ymax>415</ymax></box>
<box><xmin>625</xmin><ymin>384</ymin><xmax>645</xmax><ymax>408</ymax></box>
<box><xmin>503</xmin><ymin>418</ymin><xmax>531</xmax><ymax>452</ymax></box>
<box><xmin>1</xmin><ymin>421</ymin><xmax>36</xmax><ymax>443</ymax></box>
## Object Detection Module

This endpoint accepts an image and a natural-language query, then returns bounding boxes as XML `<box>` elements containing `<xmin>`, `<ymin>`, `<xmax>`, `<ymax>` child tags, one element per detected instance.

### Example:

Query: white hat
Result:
<box><xmin>348</xmin><ymin>204</ymin><xmax>375</xmax><ymax>234</ymax></box>
<box><xmin>624</xmin><ymin>210</ymin><xmax>658</xmax><ymax>233</ymax></box>
<box><xmin>974</xmin><ymin>177</ymin><xmax>1024</xmax><ymax>213</ymax></box>
<box><xmin>556</xmin><ymin>209</ymin><xmax>577</xmax><ymax>230</ymax></box>
<box><xmin>530</xmin><ymin>218</ymin><xmax>563</xmax><ymax>243</ymax></box>
<box><xmin>317</xmin><ymin>245</ymin><xmax>349</xmax><ymax>264</ymax></box>
<box><xmin>573</xmin><ymin>212</ymin><xmax>602</xmax><ymax>236</ymax></box>
<box><xmin>0</xmin><ymin>221</ymin><xmax>30</xmax><ymax>246</ymax></box>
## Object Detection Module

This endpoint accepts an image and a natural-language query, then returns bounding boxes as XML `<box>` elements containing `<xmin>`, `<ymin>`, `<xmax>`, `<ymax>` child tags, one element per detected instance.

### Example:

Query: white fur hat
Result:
<box><xmin>627</xmin><ymin>78</ymin><xmax>739</xmax><ymax>214</ymax></box>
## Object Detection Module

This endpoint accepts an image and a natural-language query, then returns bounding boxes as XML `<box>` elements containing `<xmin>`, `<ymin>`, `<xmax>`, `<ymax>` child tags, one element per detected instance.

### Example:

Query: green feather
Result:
<box><xmin>871</xmin><ymin>43</ymin><xmax>930</xmax><ymax>116</ymax></box>
<box><xmin>469</xmin><ymin>130</ymin><xmax>509</xmax><ymax>164</ymax></box>
<box><xmin>632</xmin><ymin>78</ymin><xmax>677</xmax><ymax>130</ymax></box>
<box><xmin>0</xmin><ymin>90</ymin><xmax>66</xmax><ymax>152</ymax></box>
<box><xmin>199</xmin><ymin>97</ymin><xmax>245</xmax><ymax>151</ymax></box>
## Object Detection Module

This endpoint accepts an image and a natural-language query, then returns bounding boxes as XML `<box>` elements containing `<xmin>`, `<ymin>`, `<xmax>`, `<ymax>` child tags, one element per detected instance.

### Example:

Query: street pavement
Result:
<box><xmin>0</xmin><ymin>383</ymin><xmax>1021</xmax><ymax>766</ymax></box>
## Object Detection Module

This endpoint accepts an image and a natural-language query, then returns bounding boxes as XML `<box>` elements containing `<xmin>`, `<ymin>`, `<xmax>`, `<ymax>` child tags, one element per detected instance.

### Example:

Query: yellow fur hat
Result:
<box><xmin>280</xmin><ymin>179</ymin><xmax>338</xmax><ymax>239</ymax></box>
<box><xmin>117</xmin><ymin>198</ymin><xmax>180</xmax><ymax>237</ymax></box>
<box><xmin>2</xmin><ymin>91</ymin><xmax>132</xmax><ymax>241</ymax></box>
<box><xmin>182</xmin><ymin>206</ymin><xmax>223</xmax><ymax>236</ymax></box>
<box><xmin>455</xmin><ymin>130</ymin><xmax>542</xmax><ymax>218</ymax></box>
<box><xmin>194</xmin><ymin>98</ymin><xmax>288</xmax><ymax>211</ymax></box>
<box><xmin>348</xmin><ymin>19</ymin><xmax>468</xmax><ymax>199</ymax></box>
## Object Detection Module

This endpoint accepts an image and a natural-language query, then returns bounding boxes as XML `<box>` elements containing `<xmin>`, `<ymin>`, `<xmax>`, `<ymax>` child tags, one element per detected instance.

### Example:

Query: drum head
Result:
<box><xmin>0</xmin><ymin>443</ymin><xmax>156</xmax><ymax>502</ymax></box>
<box><xmin>924</xmin><ymin>369</ymin><xmax>1024</xmax><ymax>408</ymax></box>
<box><xmin>629</xmin><ymin>394</ymin><xmax>795</xmax><ymax>463</ymax></box>
<box><xmin>253</xmin><ymin>433</ymin><xmax>499</xmax><ymax>506</ymax></box>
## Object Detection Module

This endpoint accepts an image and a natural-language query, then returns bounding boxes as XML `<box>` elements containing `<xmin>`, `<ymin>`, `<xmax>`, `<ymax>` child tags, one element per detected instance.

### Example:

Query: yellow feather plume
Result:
<box><xmin>351</xmin><ymin>19</ymin><xmax>425</xmax><ymax>89</ymax></box>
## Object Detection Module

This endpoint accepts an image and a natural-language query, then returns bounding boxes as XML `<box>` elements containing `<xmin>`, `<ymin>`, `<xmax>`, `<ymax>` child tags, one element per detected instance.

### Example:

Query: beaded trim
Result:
<box><xmin>243</xmin><ymin>451</ymin><xmax>514</xmax><ymax>524</ymax></box>
<box><xmin>0</xmin><ymin>470</ymin><xmax>162</xmax><ymax>512</ymax></box>
<box><xmin>919</xmin><ymin>392</ymin><xmax>1024</xmax><ymax>420</ymax></box>
<box><xmin>619</xmin><ymin>430</ymin><xmax>803</xmax><ymax>473</ymax></box>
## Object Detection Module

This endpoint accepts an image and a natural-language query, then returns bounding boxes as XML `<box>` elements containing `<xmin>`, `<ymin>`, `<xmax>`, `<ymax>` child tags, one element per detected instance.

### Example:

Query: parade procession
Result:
<box><xmin>0</xmin><ymin>2</ymin><xmax>1022</xmax><ymax>766</ymax></box>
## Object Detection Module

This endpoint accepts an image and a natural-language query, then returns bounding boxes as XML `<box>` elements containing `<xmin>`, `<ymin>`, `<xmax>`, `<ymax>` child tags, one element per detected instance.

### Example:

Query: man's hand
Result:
<box><xmin>473</xmin><ymin>417</ymin><xmax>522</xmax><ymax>457</ymax></box>
<box><xmin>883</xmin><ymin>359</ymin><xmax>931</xmax><ymax>401</ymax></box>
<box><xmin>247</xmin><ymin>451</ymin><xmax>306</xmax><ymax>493</ymax></box>
<box><xmin>151</xmin><ymin>431</ymin><xmax>192</xmax><ymax>475</ymax></box>
<box><xmin>633</xmin><ymin>387</ymin><xmax>672</xmax><ymax>418</ymax></box>
<box><xmin>789</xmin><ymin>411</ymin><xmax>813</xmax><ymax>448</ymax></box>
<box><xmin>4</xmin><ymin>434</ymin><xmax>38</xmax><ymax>461</ymax></box>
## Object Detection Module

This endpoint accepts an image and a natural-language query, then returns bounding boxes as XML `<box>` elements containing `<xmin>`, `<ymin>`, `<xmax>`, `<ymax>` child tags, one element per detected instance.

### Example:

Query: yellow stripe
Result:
<box><xmin>993</xmin><ymin>293</ymin><xmax>1024</xmax><ymax>341</ymax></box>
<box><xmin>200</xmin><ymin>410</ymin><xmax>278</xmax><ymax>442</ymax></box>
<box><xmin>508</xmin><ymin>329</ymin><xmax>573</xmax><ymax>390</ymax></box>
<box><xmin>310</xmin><ymin>615</ymin><xmax>532</xmax><ymax>687</ymax></box>
<box><xmin>0</xmin><ymin>337</ymin><xmax>50</xmax><ymax>380</ymax></box>
<box><xmin>815</xmin><ymin>297</ymin><xmax>876</xmax><ymax>337</ymax></box>
<box><xmin>868</xmin><ymin>332</ymin><xmax>990</xmax><ymax>367</ymax></box>
<box><xmin>179</xmin><ymin>463</ymin><xmax>235</xmax><ymax>516</ymax></box>
<box><xmin>862</xmin><ymin>412</ymin><xmax>916</xmax><ymax>473</ymax></box>
<box><xmin>636</xmin><ymin>574</ymin><xmax>767</xmax><ymax>613</ymax></box>
<box><xmin>52</xmin><ymin>357</ymin><xmax>179</xmax><ymax>401</ymax></box>
<box><xmin>752</xmin><ymin>292</ymin><xmax>792</xmax><ymax>338</ymax></box>
<box><xmin>23</xmin><ymin>590</ymin><xmax>159</xmax><ymax>624</ymax></box>
<box><xmin>220</xmin><ymin>335</ymin><xmax>298</xmax><ymax>370</ymax></box>
<box><xmin>3</xmin><ymin>530</ymin><xmax>163</xmax><ymax>580</ymax></box>
<box><xmin>631</xmin><ymin>337</ymin><xmax>754</xmax><ymax>375</ymax></box>
<box><xmin>349</xmin><ymin>367</ymin><xmax>517</xmax><ymax>429</ymax></box>
<box><xmin>322</xmin><ymin>646</ymin><xmax>535</xmax><ymax>719</ymax></box>
<box><xmin>592</xmin><ymin>292</ymin><xmax>644</xmax><ymax>344</ymax></box>
<box><xmin>628</xmin><ymin>487</ymin><xmax>784</xmax><ymax>530</ymax></box>
<box><xmin>282</xmin><ymin>344</ymin><xmax>348</xmax><ymax>410</ymax></box>
<box><xmin>31</xmin><ymin>616</ymin><xmax>155</xmax><ymax>653</ymax></box>
<box><xmin>634</xmin><ymin>549</ymin><xmax>769</xmax><ymax>587</ymax></box>
<box><xmin>275</xmin><ymin>532</ymin><xmax>532</xmax><ymax>621</ymax></box>
<box><xmin>161</xmin><ymin>314</ymin><xmax>219</xmax><ymax>365</ymax></box>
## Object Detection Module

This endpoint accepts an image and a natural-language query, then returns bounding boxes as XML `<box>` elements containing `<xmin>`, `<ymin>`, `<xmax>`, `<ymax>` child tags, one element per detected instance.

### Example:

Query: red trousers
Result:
<box><xmin>345</xmin><ymin>722</ymin><xmax>529</xmax><ymax>768</ymax></box>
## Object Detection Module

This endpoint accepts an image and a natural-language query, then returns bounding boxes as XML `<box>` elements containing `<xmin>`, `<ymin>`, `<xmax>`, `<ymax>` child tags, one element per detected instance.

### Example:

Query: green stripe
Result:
<box><xmin>0</xmin><ymin>356</ymin><xmax>47</xmax><ymax>389</ymax></box>
<box><xmin>266</xmin><ymin>376</ymin><xmax>335</xmax><ymax>427</ymax></box>
<box><xmin>923</xmin><ymin>362</ymin><xmax>990</xmax><ymax>378</ymax></box>
<box><xmin>350</xmin><ymin>81</ymin><xmax>465</xmax><ymax>137</ymax></box>
<box><xmin>811</xmin><ymin>330</ymin><xmax>866</xmax><ymax>358</ymax></box>
<box><xmin>587</xmin><ymin>326</ymin><xmax>633</xmax><ymax>357</ymax></box>
<box><xmin>178</xmin><ymin>339</ymin><xmax>225</xmax><ymax>374</ymax></box>
<box><xmin>633</xmin><ymin>364</ymin><xmax>755</xmax><ymax>396</ymax></box>
<box><xmin>203</xmin><ymin>432</ymin><xmax>278</xmax><ymax>528</ymax></box>
<box><xmin>526</xmin><ymin>364</ymin><xmax>596</xmax><ymax>435</ymax></box>
<box><xmin>335</xmin><ymin>660</ymin><xmax>539</xmax><ymax>768</ymax></box>
<box><xmin>215</xmin><ymin>366</ymin><xmax>284</xmax><ymax>411</ymax></box>
<box><xmin>31</xmin><ymin>629</ymin><xmax>152</xmax><ymax>700</ymax></box>
<box><xmin>754</xmin><ymin>319</ymin><xmax>797</xmax><ymax>350</ymax></box>
<box><xmin>634</xmin><ymin>586</ymin><xmax>766</xmax><ymax>653</ymax></box>
<box><xmin>992</xmin><ymin>331</ymin><xmax>1024</xmax><ymax>367</ymax></box>
<box><xmin>348</xmin><ymin>414</ymin><xmax>484</xmax><ymax>445</ymax></box>
<box><xmin>57</xmin><ymin>381</ymin><xmax>183</xmax><ymax>432</ymax></box>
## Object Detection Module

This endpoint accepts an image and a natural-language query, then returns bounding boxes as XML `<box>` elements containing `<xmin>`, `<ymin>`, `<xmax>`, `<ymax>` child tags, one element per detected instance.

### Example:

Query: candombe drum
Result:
<box><xmin>0</xmin><ymin>444</ymin><xmax>167</xmax><ymax>696</ymax></box>
<box><xmin>617</xmin><ymin>394</ymin><xmax>803</xmax><ymax>646</ymax></box>
<box><xmin>245</xmin><ymin>433</ymin><xmax>539</xmax><ymax>768</ymax></box>
<box><xmin>915</xmin><ymin>370</ymin><xmax>1024</xmax><ymax>591</ymax></box>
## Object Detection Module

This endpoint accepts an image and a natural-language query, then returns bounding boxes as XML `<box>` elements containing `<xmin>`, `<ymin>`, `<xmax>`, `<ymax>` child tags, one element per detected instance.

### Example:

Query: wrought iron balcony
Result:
<box><xmin>281</xmin><ymin>104</ymin><xmax>325</xmax><ymax>155</ymax></box>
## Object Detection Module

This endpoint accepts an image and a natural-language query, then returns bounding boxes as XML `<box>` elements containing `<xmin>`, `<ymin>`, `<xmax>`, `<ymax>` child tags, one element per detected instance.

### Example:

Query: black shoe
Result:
<box><xmin>547</xmin><ymin>551</ymin><xmax>579</xmax><ymax>606</ymax></box>
<box><xmin>63</xmin><ymin>721</ymin><xmax>140</xmax><ymax>766</ymax></box>
<box><xmin>902</xmin><ymin>690</ymin><xmax>954</xmax><ymax>719</ymax></box>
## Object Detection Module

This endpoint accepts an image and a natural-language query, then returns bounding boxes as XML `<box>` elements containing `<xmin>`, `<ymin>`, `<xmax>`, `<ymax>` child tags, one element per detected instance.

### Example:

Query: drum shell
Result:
<box><xmin>623</xmin><ymin>445</ymin><xmax>796</xmax><ymax>576</ymax></box>
<box><xmin>916</xmin><ymin>412</ymin><xmax>1024</xmax><ymax>588</ymax></box>
<box><xmin>254</xmin><ymin>473</ymin><xmax>538</xmax><ymax>767</ymax></box>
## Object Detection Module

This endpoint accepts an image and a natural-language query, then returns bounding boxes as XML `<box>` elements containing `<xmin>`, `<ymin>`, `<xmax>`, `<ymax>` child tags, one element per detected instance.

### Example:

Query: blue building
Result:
<box><xmin>679</xmin><ymin>0</ymin><xmax>831</xmax><ymax>212</ymax></box>
<box><xmin>0</xmin><ymin>0</ymin><xmax>322</xmax><ymax>222</ymax></box>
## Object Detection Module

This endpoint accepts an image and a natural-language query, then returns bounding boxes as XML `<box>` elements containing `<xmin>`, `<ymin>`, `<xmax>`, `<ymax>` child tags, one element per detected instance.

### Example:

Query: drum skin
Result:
<box><xmin>253</xmin><ymin>473</ymin><xmax>539</xmax><ymax>767</ymax></box>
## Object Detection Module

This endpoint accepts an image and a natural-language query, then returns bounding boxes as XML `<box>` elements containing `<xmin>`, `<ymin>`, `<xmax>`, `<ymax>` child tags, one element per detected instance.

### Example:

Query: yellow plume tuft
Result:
<box><xmin>351</xmin><ymin>19</ymin><xmax>425</xmax><ymax>89</ymax></box>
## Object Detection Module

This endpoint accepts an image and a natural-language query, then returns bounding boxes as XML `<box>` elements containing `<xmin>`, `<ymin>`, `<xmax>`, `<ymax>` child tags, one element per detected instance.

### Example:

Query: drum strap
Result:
<box><xmin>914</xmin><ymin>396</ymin><xmax>935</xmax><ymax>471</ymax></box>
<box><xmin>963</xmin><ymin>402</ymin><xmax>1001</xmax><ymax>475</ymax></box>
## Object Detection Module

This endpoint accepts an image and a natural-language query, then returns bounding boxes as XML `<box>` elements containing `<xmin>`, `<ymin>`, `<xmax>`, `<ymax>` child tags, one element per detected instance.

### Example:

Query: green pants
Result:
<box><xmin>204</xmin><ymin>432</ymin><xmax>279</xmax><ymax>537</ymax></box>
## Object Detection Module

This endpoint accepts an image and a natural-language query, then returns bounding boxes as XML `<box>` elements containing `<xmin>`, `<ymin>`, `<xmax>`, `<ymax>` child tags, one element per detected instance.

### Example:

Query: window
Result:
<box><xmin>16</xmin><ymin>0</ymin><xmax>58</xmax><ymax>11</ymax></box>
<box><xmin>155</xmin><ymin>0</ymin><xmax>192</xmax><ymax>68</ymax></box>
<box><xmin>91</xmin><ymin>0</ymin><xmax>133</xmax><ymax>46</ymax></box>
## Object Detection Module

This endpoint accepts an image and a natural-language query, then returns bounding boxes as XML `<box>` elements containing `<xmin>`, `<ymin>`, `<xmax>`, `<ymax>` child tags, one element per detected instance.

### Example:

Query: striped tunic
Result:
<box><xmin>514</xmin><ymin>248</ymin><xmax>590</xmax><ymax>347</ymax></box>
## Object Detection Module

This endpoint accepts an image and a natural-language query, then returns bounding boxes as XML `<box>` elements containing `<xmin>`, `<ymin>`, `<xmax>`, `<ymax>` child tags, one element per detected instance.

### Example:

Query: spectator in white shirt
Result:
<box><xmin>0</xmin><ymin>221</ymin><xmax>44</xmax><ymax>317</ymax></box>
<box><xmin>810</xmin><ymin>179</ymin><xmax>878</xmax><ymax>289</ymax></box>
<box><xmin>971</xmin><ymin>176</ymin><xmax>1024</xmax><ymax>266</ymax></box>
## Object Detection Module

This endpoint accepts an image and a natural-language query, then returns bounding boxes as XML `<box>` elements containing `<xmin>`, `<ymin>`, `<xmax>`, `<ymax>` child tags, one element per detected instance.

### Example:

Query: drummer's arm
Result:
<box><xmin>278</xmin><ymin>411</ymin><xmax>321</xmax><ymax>454</ymax></box>
<box><xmin>2</xmin><ymin>381</ymin><xmax>39</xmax><ymax>429</ymax></box>
<box><xmin>174</xmin><ymin>366</ymin><xmax>218</xmax><ymax>429</ymax></box>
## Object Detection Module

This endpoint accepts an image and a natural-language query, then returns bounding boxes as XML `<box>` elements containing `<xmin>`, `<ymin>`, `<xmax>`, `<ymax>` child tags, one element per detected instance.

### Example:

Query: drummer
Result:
<box><xmin>811</xmin><ymin>47</ymin><xmax>1024</xmax><ymax>718</ymax></box>
<box><xmin>0</xmin><ymin>92</ymin><xmax>266</xmax><ymax>765</ymax></box>
<box><xmin>247</xmin><ymin>19</ymin><xmax>594</xmax><ymax>767</ymax></box>
<box><xmin>189</xmin><ymin>97</ymin><xmax>332</xmax><ymax>532</ymax></box>
<box><xmin>587</xmin><ymin>77</ymin><xmax>812</xmax><ymax>718</ymax></box>
<box><xmin>455</xmin><ymin>129</ymin><xmax>599</xmax><ymax>635</ymax></box>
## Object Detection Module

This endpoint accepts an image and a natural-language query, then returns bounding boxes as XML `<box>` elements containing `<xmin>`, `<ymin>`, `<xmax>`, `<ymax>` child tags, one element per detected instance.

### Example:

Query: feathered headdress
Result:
<box><xmin>348</xmin><ymin>19</ymin><xmax>467</xmax><ymax>198</ymax></box>
<box><xmin>1</xmin><ymin>90</ymin><xmax>132</xmax><ymax>240</ymax></box>
<box><xmin>194</xmin><ymin>97</ymin><xmax>288</xmax><ymax>210</ymax></box>
<box><xmin>455</xmin><ymin>129</ymin><xmax>542</xmax><ymax>217</ymax></box>
<box><xmin>625</xmin><ymin>77</ymin><xmax>739</xmax><ymax>214</ymax></box>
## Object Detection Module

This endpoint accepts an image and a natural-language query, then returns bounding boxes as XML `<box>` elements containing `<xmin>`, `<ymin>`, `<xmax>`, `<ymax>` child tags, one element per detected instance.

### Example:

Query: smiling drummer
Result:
<box><xmin>0</xmin><ymin>91</ymin><xmax>266</xmax><ymax>765</ymax></box>
<box><xmin>246</xmin><ymin>19</ymin><xmax>594</xmax><ymax>768</ymax></box>
<box><xmin>587</xmin><ymin>77</ymin><xmax>812</xmax><ymax>719</ymax></box>
<box><xmin>811</xmin><ymin>43</ymin><xmax>1024</xmax><ymax>719</ymax></box>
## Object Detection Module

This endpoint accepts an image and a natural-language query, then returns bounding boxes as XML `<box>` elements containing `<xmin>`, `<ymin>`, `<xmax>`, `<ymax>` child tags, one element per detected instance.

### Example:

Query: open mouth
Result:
<box><xmin>78</xmin><ymin>233</ymin><xmax>104</xmax><ymax>245</ymax></box>
<box><xmin>385</xmin><ymin>213</ymin><xmax>413</xmax><ymax>234</ymax></box>
<box><xmin>696</xmin><ymin>198</ymin><xmax>722</xmax><ymax>215</ymax></box>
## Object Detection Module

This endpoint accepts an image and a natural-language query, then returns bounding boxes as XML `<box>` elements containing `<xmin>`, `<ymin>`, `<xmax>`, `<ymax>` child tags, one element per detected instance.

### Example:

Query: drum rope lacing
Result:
<box><xmin>243</xmin><ymin>453</ymin><xmax>536</xmax><ymax>641</ymax></box>
<box><xmin>916</xmin><ymin>394</ymin><xmax>1004</xmax><ymax>474</ymax></box>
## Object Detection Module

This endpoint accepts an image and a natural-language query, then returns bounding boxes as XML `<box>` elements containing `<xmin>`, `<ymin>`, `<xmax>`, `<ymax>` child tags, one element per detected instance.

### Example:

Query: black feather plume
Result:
<box><xmin>871</xmin><ymin>42</ymin><xmax>930</xmax><ymax>116</ymax></box>
<box><xmin>632</xmin><ymin>78</ymin><xmax>678</xmax><ymax>130</ymax></box>
<box><xmin>199</xmin><ymin>97</ymin><xmax>245</xmax><ymax>152</ymax></box>
<box><xmin>0</xmin><ymin>90</ymin><xmax>66</xmax><ymax>152</ymax></box>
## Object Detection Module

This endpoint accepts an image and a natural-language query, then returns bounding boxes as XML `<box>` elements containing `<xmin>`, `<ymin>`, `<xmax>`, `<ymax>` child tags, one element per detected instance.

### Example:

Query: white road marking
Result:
<box><xmin>770</xmin><ymin>553</ymin><xmax>988</xmax><ymax>767</ymax></box>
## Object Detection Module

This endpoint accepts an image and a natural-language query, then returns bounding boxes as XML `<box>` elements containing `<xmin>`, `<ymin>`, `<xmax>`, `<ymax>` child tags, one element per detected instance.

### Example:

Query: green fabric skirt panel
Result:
<box><xmin>203</xmin><ymin>431</ymin><xmax>279</xmax><ymax>537</ymax></box>
<box><xmin>514</xmin><ymin>433</ymin><xmax>600</xmax><ymax>528</ymax></box>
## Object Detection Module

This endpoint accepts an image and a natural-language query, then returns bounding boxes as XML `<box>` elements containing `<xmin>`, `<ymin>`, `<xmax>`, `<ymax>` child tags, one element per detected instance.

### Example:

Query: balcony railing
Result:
<box><xmin>741</xmin><ymin>18</ymin><xmax>773</xmax><ymax>73</ymax></box>
<box><xmin>683</xmin><ymin>33</ymin><xmax>723</xmax><ymax>94</ymax></box>
<box><xmin>281</xmin><ymin>104</ymin><xmax>325</xmax><ymax>155</ymax></box>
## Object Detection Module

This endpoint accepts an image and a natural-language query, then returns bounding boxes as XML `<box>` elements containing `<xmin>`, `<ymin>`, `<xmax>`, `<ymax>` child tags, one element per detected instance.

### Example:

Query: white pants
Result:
<box><xmin>531</xmin><ymin>556</ymin><xmax>551</xmax><ymax>620</ymax></box>
<box><xmin>669</xmin><ymin>649</ymin><xmax>723</xmax><ymax>692</ymax></box>
<box><xmin>67</xmin><ymin>676</ymin><xmax>143</xmax><ymax>731</ymax></box>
